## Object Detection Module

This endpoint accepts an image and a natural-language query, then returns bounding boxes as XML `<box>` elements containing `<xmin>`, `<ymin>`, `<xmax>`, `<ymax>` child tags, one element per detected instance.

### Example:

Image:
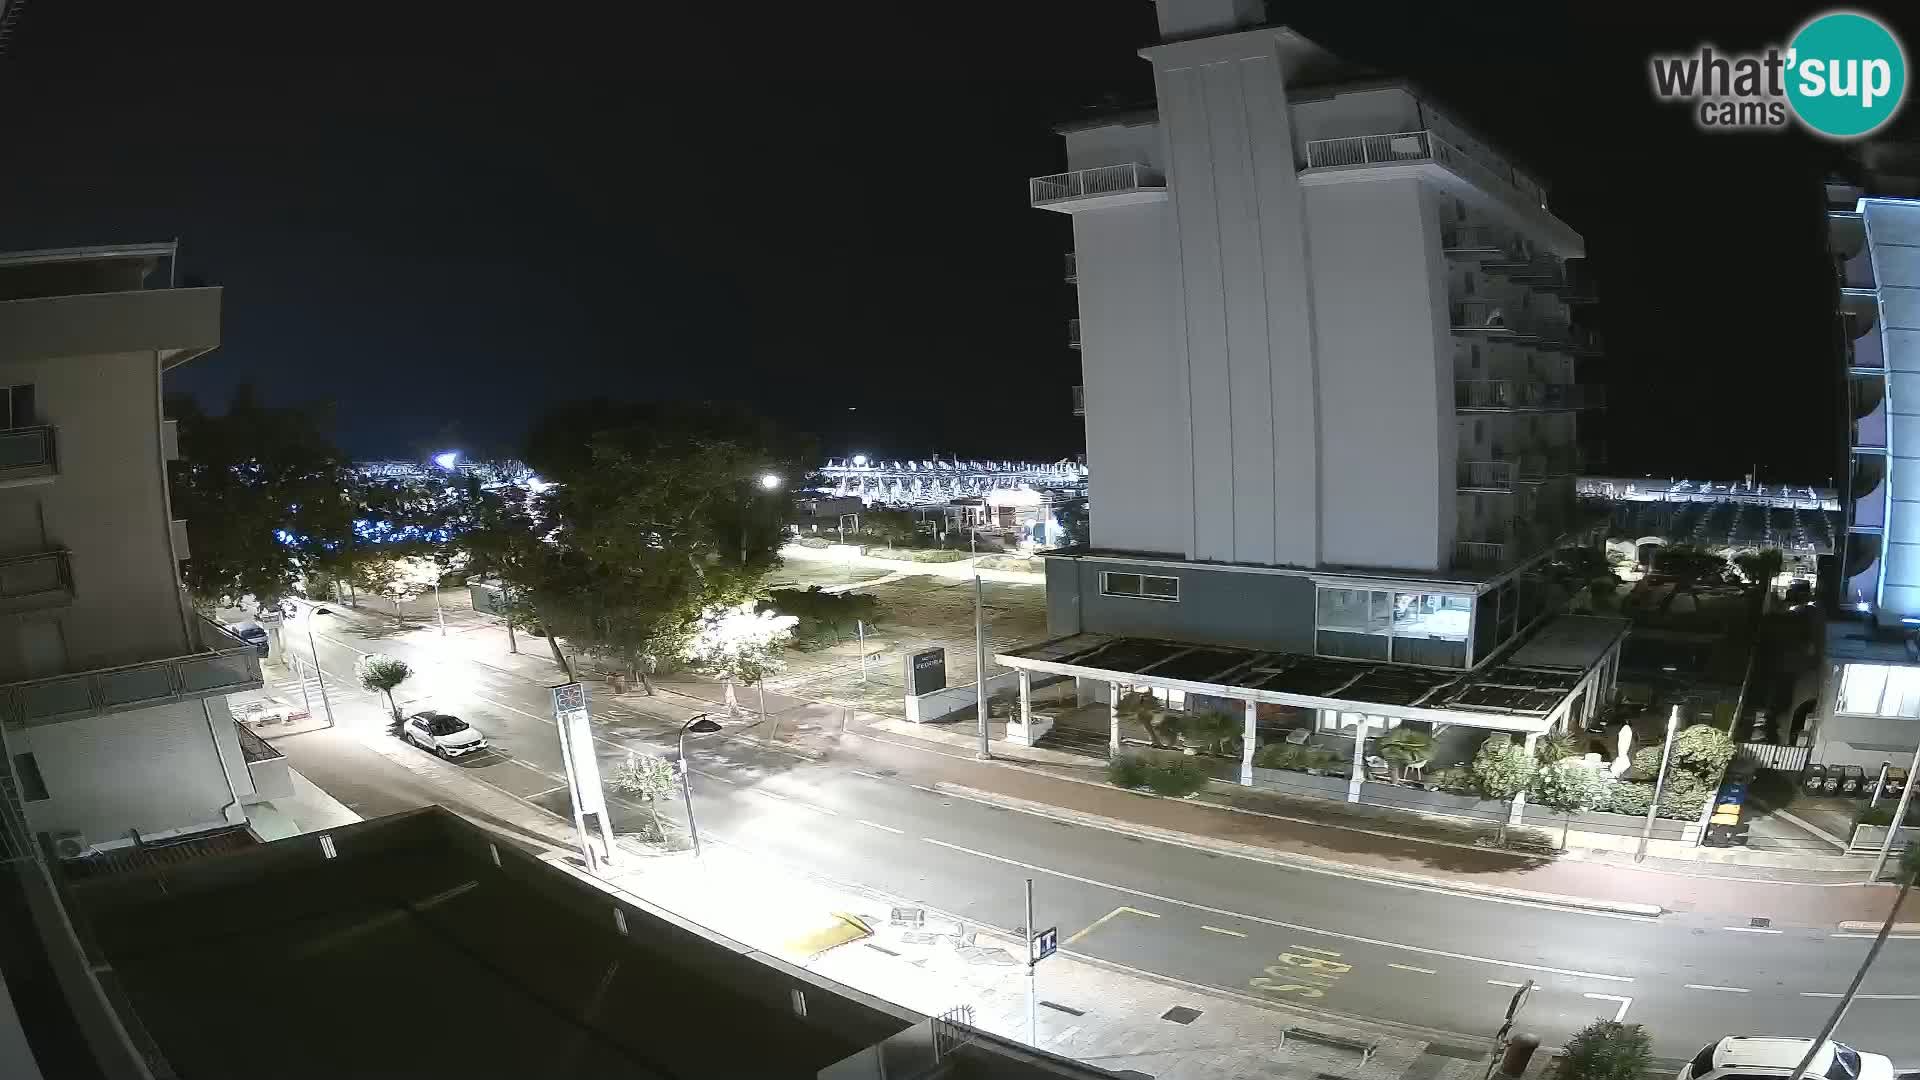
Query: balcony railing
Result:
<box><xmin>1455</xmin><ymin>380</ymin><xmax>1600</xmax><ymax>411</ymax></box>
<box><xmin>1459</xmin><ymin>460</ymin><xmax>1519</xmax><ymax>491</ymax></box>
<box><xmin>0</xmin><ymin>549</ymin><xmax>72</xmax><ymax>613</ymax></box>
<box><xmin>1302</xmin><ymin>129</ymin><xmax>1549</xmax><ymax>212</ymax></box>
<box><xmin>1068</xmin><ymin>318</ymin><xmax>1080</xmax><ymax>349</ymax></box>
<box><xmin>1452</xmin><ymin>539</ymin><xmax>1510</xmax><ymax>568</ymax></box>
<box><xmin>1442</xmin><ymin>225</ymin><xmax>1520</xmax><ymax>257</ymax></box>
<box><xmin>1072</xmin><ymin>385</ymin><xmax>1085</xmax><ymax>417</ymax></box>
<box><xmin>0</xmin><ymin>425</ymin><xmax>56</xmax><ymax>482</ymax></box>
<box><xmin>0</xmin><ymin>614</ymin><xmax>263</xmax><ymax>729</ymax></box>
<box><xmin>1063</xmin><ymin>252</ymin><xmax>1076</xmax><ymax>283</ymax></box>
<box><xmin>1028</xmin><ymin>164</ymin><xmax>1165</xmax><ymax>207</ymax></box>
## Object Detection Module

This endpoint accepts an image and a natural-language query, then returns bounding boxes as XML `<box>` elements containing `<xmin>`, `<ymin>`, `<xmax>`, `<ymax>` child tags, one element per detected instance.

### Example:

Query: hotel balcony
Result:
<box><xmin>1442</xmin><ymin>225</ymin><xmax>1521</xmax><ymax>258</ymax></box>
<box><xmin>1452</xmin><ymin>535</ymin><xmax>1516</xmax><ymax>570</ymax></box>
<box><xmin>1459</xmin><ymin>450</ymin><xmax>1581</xmax><ymax>493</ymax></box>
<box><xmin>1072</xmin><ymin>385</ymin><xmax>1085</xmax><ymax>417</ymax></box>
<box><xmin>1068</xmin><ymin>318</ymin><xmax>1080</xmax><ymax>349</ymax></box>
<box><xmin>0</xmin><ymin>424</ymin><xmax>56</xmax><ymax>487</ymax></box>
<box><xmin>1458</xmin><ymin>459</ymin><xmax>1519</xmax><ymax>492</ymax></box>
<box><xmin>0</xmin><ymin>549</ymin><xmax>73</xmax><ymax>615</ymax></box>
<box><xmin>0</xmin><ymin>615</ymin><xmax>263</xmax><ymax>729</ymax></box>
<box><xmin>1455</xmin><ymin>379</ymin><xmax>1602</xmax><ymax>412</ymax></box>
<box><xmin>1028</xmin><ymin>163</ymin><xmax>1167</xmax><ymax>213</ymax></box>
<box><xmin>0</xmin><ymin>242</ymin><xmax>220</xmax><ymax>370</ymax></box>
<box><xmin>1450</xmin><ymin>302</ymin><xmax>1570</xmax><ymax>345</ymax></box>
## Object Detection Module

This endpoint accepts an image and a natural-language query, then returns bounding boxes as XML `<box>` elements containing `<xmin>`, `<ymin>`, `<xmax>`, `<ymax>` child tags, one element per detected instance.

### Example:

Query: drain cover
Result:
<box><xmin>1161</xmin><ymin>1006</ymin><xmax>1202</xmax><ymax>1025</ymax></box>
<box><xmin>1750</xmin><ymin>917</ymin><xmax>1772</xmax><ymax>928</ymax></box>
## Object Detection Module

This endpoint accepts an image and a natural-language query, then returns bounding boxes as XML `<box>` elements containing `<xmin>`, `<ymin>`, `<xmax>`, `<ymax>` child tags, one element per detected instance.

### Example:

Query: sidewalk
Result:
<box><xmin>304</xmin><ymin>592</ymin><xmax>1918</xmax><ymax>927</ymax></box>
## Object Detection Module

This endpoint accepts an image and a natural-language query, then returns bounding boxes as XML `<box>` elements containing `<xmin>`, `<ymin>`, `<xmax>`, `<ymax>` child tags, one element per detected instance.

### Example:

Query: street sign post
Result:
<box><xmin>1024</xmin><ymin>879</ymin><xmax>1056</xmax><ymax>1047</ymax></box>
<box><xmin>1032</xmin><ymin>926</ymin><xmax>1057</xmax><ymax>962</ymax></box>
<box><xmin>552</xmin><ymin>682</ymin><xmax>619</xmax><ymax>875</ymax></box>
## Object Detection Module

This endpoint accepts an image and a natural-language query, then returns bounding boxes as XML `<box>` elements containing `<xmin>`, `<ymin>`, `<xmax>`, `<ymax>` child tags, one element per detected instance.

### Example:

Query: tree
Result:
<box><xmin>1670</xmin><ymin>723</ymin><xmax>1737</xmax><ymax>776</ymax></box>
<box><xmin>606</xmin><ymin>752</ymin><xmax>679</xmax><ymax>843</ymax></box>
<box><xmin>1733</xmin><ymin>548</ymin><xmax>1785</xmax><ymax>595</ymax></box>
<box><xmin>684</xmin><ymin>602</ymin><xmax>796</xmax><ymax>717</ymax></box>
<box><xmin>1472</xmin><ymin>734</ymin><xmax>1536</xmax><ymax>801</ymax></box>
<box><xmin>520</xmin><ymin>400</ymin><xmax>809</xmax><ymax>691</ymax></box>
<box><xmin>355</xmin><ymin>654</ymin><xmax>413</xmax><ymax>724</ymax></box>
<box><xmin>1115</xmin><ymin>691</ymin><xmax>1164</xmax><ymax>747</ymax></box>
<box><xmin>351</xmin><ymin>555</ymin><xmax>443</xmax><ymax>621</ymax></box>
<box><xmin>1531</xmin><ymin>759</ymin><xmax>1613</xmax><ymax>850</ymax></box>
<box><xmin>167</xmin><ymin>386</ymin><xmax>359</xmax><ymax>611</ymax></box>
<box><xmin>1652</xmin><ymin>544</ymin><xmax>1736</xmax><ymax>611</ymax></box>
<box><xmin>1561</xmin><ymin>1020</ymin><xmax>1652</xmax><ymax>1080</ymax></box>
<box><xmin>1534</xmin><ymin>731</ymin><xmax>1578</xmax><ymax>765</ymax></box>
<box><xmin>860</xmin><ymin>509</ymin><xmax>919</xmax><ymax>549</ymax></box>
<box><xmin>1377</xmin><ymin>727</ymin><xmax>1434</xmax><ymax>783</ymax></box>
<box><xmin>1053</xmin><ymin>498</ymin><xmax>1090</xmax><ymax>548</ymax></box>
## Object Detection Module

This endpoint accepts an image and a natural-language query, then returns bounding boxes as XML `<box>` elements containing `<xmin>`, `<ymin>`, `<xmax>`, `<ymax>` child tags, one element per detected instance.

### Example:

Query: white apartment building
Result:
<box><xmin>1817</xmin><ymin>149</ymin><xmax>1920</xmax><ymax>768</ymax></box>
<box><xmin>1027</xmin><ymin>0</ymin><xmax>1601</xmax><ymax>670</ymax></box>
<box><xmin>0</xmin><ymin>242</ymin><xmax>268</xmax><ymax>856</ymax></box>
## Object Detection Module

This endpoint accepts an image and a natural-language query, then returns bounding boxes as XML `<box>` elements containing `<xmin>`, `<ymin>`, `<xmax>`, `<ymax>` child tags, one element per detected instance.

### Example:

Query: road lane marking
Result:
<box><xmin>1390</xmin><ymin>963</ymin><xmax>1437</xmax><ymax>975</ymax></box>
<box><xmin>691</xmin><ymin>769</ymin><xmax>739</xmax><ymax>785</ymax></box>
<box><xmin>466</xmin><ymin>689</ymin><xmax>551</xmax><ymax>724</ymax></box>
<box><xmin>1800</xmin><ymin>993</ymin><xmax>1920</xmax><ymax>1000</ymax></box>
<box><xmin>1064</xmin><ymin>906</ymin><xmax>1159</xmax><ymax>947</ymax></box>
<box><xmin>1722</xmin><ymin>926</ymin><xmax>1783</xmax><ymax>934</ymax></box>
<box><xmin>920</xmin><ymin>837</ymin><xmax>1634</xmax><ymax>984</ymax></box>
<box><xmin>856</xmin><ymin>820</ymin><xmax>904</xmax><ymax>835</ymax></box>
<box><xmin>1488</xmin><ymin>980</ymin><xmax>1524</xmax><ymax>988</ymax></box>
<box><xmin>755</xmin><ymin>789</ymin><xmax>788</xmax><ymax>802</ymax></box>
<box><xmin>527</xmin><ymin>784</ymin><xmax>569</xmax><ymax>798</ymax></box>
<box><xmin>1585</xmin><ymin>993</ymin><xmax>1632</xmax><ymax>1022</ymax></box>
<box><xmin>1202</xmin><ymin>926</ymin><xmax>1247</xmax><ymax>938</ymax></box>
<box><xmin>852</xmin><ymin>771</ymin><xmax>889</xmax><ymax>781</ymax></box>
<box><xmin>796</xmin><ymin>802</ymin><xmax>839</xmax><ymax>816</ymax></box>
<box><xmin>1292</xmin><ymin>945</ymin><xmax>1342</xmax><ymax>957</ymax></box>
<box><xmin>1685</xmin><ymin>985</ymin><xmax>1750</xmax><ymax>993</ymax></box>
<box><xmin>1831</xmin><ymin>933</ymin><xmax>1920</xmax><ymax>940</ymax></box>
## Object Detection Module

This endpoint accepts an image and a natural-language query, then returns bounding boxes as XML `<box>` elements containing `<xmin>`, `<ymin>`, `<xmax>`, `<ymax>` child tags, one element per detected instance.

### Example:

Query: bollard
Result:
<box><xmin>1497</xmin><ymin>1034</ymin><xmax>1540</xmax><ymax>1080</ymax></box>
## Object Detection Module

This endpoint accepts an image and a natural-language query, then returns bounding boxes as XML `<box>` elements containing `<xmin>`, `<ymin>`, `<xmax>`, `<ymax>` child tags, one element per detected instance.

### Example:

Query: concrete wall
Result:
<box><xmin>1865</xmin><ymin>198</ymin><xmax>1920</xmax><ymax>618</ymax></box>
<box><xmin>1306</xmin><ymin>177</ymin><xmax>1452</xmax><ymax>569</ymax></box>
<box><xmin>1046</xmin><ymin>557</ymin><xmax>1317</xmax><ymax>653</ymax></box>
<box><xmin>904</xmin><ymin>670</ymin><xmax>1021</xmax><ymax>724</ymax></box>
<box><xmin>0</xmin><ymin>340</ymin><xmax>195</xmax><ymax>680</ymax></box>
<box><xmin>1074</xmin><ymin>202</ymin><xmax>1190</xmax><ymax>557</ymax></box>
<box><xmin>14</xmin><ymin>698</ymin><xmax>239</xmax><ymax>846</ymax></box>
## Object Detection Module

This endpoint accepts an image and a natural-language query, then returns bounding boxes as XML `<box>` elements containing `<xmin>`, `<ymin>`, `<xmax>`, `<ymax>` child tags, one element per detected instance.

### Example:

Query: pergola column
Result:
<box><xmin>1108</xmin><ymin>682</ymin><xmax>1121</xmax><ymax>757</ymax></box>
<box><xmin>1348</xmin><ymin>723</ymin><xmax>1367</xmax><ymax>803</ymax></box>
<box><xmin>1016</xmin><ymin>669</ymin><xmax>1032</xmax><ymax>745</ymax></box>
<box><xmin>1509</xmin><ymin>731</ymin><xmax>1540</xmax><ymax>825</ymax></box>
<box><xmin>1241</xmin><ymin>699</ymin><xmax>1257</xmax><ymax>785</ymax></box>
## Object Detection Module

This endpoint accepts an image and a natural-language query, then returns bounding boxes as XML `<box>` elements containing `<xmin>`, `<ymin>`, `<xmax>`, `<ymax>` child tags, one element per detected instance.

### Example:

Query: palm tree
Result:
<box><xmin>355</xmin><ymin>654</ymin><xmax>412</xmax><ymax>726</ymax></box>
<box><xmin>1377</xmin><ymin>727</ymin><xmax>1434</xmax><ymax>784</ymax></box>
<box><xmin>1115</xmin><ymin>691</ymin><xmax>1163</xmax><ymax>747</ymax></box>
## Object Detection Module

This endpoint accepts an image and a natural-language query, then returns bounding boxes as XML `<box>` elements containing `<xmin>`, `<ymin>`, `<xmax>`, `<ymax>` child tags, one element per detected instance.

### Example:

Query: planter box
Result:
<box><xmin>1250</xmin><ymin>767</ymin><xmax>1350</xmax><ymax>799</ymax></box>
<box><xmin>1360</xmin><ymin>783</ymin><xmax>1510</xmax><ymax>823</ymax></box>
<box><xmin>1559</xmin><ymin>809</ymin><xmax>1696</xmax><ymax>842</ymax></box>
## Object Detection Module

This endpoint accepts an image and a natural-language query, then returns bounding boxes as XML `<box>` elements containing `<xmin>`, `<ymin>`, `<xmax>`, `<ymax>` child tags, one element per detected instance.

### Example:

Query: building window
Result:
<box><xmin>1314</xmin><ymin>587</ymin><xmax>1471</xmax><ymax>669</ymax></box>
<box><xmin>12</xmin><ymin>753</ymin><xmax>48</xmax><ymax>802</ymax></box>
<box><xmin>1837</xmin><ymin>663</ymin><xmax>1920</xmax><ymax>718</ymax></box>
<box><xmin>1101</xmin><ymin>571</ymin><xmax>1179</xmax><ymax>602</ymax></box>
<box><xmin>1316</xmin><ymin>710</ymin><xmax>1403</xmax><ymax>735</ymax></box>
<box><xmin>1</xmin><ymin>384</ymin><xmax>34</xmax><ymax>429</ymax></box>
<box><xmin>1470</xmin><ymin>345</ymin><xmax>1481</xmax><ymax>370</ymax></box>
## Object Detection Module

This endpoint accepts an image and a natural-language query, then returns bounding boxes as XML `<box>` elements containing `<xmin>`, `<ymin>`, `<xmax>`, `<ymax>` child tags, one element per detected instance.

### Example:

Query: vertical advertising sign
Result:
<box><xmin>552</xmin><ymin>682</ymin><xmax>619</xmax><ymax>873</ymax></box>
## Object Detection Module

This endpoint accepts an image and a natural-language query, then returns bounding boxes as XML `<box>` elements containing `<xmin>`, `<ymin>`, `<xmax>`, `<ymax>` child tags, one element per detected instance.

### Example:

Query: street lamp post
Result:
<box><xmin>975</xmin><ymin>569</ymin><xmax>991</xmax><ymax>760</ymax></box>
<box><xmin>1635</xmin><ymin>705</ymin><xmax>1681</xmax><ymax>863</ymax></box>
<box><xmin>679</xmin><ymin>713</ymin><xmax>723</xmax><ymax>858</ymax></box>
<box><xmin>305</xmin><ymin>618</ymin><xmax>336</xmax><ymax>728</ymax></box>
<box><xmin>434</xmin><ymin>580</ymin><xmax>446</xmax><ymax>637</ymax></box>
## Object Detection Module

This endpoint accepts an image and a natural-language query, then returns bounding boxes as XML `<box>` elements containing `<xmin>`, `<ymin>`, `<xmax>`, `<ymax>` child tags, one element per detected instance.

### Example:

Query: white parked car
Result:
<box><xmin>1684</xmin><ymin>1037</ymin><xmax>1893</xmax><ymax>1080</ymax></box>
<box><xmin>403</xmin><ymin>711</ymin><xmax>488</xmax><ymax>758</ymax></box>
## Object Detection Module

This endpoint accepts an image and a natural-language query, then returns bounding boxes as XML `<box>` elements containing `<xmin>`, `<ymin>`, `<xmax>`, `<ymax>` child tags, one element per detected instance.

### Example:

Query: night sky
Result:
<box><xmin>1</xmin><ymin>1</ymin><xmax>1914</xmax><ymax>484</ymax></box>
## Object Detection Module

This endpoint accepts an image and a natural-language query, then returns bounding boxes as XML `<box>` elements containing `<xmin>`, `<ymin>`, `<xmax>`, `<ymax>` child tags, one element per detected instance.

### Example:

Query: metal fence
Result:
<box><xmin>1028</xmin><ymin>163</ymin><xmax>1164</xmax><ymax>205</ymax></box>
<box><xmin>1736</xmin><ymin>743</ymin><xmax>1811</xmax><ymax>772</ymax></box>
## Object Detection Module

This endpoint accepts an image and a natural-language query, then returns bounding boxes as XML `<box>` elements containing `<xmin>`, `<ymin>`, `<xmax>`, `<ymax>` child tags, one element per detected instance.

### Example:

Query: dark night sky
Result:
<box><xmin>1</xmin><ymin>1</ymin><xmax>1914</xmax><ymax>483</ymax></box>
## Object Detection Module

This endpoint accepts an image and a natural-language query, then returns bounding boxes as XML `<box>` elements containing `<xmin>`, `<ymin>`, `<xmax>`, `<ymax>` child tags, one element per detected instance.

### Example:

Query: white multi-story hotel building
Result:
<box><xmin>0</xmin><ymin>243</ymin><xmax>268</xmax><ymax>856</ymax></box>
<box><xmin>1026</xmin><ymin>0</ymin><xmax>1600</xmax><ymax>670</ymax></box>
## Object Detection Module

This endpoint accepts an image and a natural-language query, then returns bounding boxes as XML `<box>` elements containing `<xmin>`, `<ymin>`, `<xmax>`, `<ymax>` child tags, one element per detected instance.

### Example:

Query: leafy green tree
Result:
<box><xmin>1471</xmin><ymin>734</ymin><xmax>1537</xmax><ymax>801</ymax></box>
<box><xmin>1733</xmin><ymin>548</ymin><xmax>1785</xmax><ymax>591</ymax></box>
<box><xmin>355</xmin><ymin>654</ymin><xmax>413</xmax><ymax>724</ymax></box>
<box><xmin>167</xmin><ymin>386</ymin><xmax>359</xmax><ymax>611</ymax></box>
<box><xmin>1053</xmin><ymin>498</ymin><xmax>1090</xmax><ymax>548</ymax></box>
<box><xmin>1560</xmin><ymin>1021</ymin><xmax>1651</xmax><ymax>1080</ymax></box>
<box><xmin>1531</xmin><ymin>760</ymin><xmax>1613</xmax><ymax>850</ymax></box>
<box><xmin>685</xmin><ymin>603</ymin><xmax>796</xmax><ymax>716</ymax></box>
<box><xmin>1377</xmin><ymin>727</ymin><xmax>1434</xmax><ymax>782</ymax></box>
<box><xmin>1671</xmin><ymin>723</ymin><xmax>1737</xmax><ymax>776</ymax></box>
<box><xmin>1652</xmin><ymin>544</ymin><xmax>1736</xmax><ymax>611</ymax></box>
<box><xmin>606</xmin><ymin>752</ymin><xmax>679</xmax><ymax>843</ymax></box>
<box><xmin>1534</xmin><ymin>731</ymin><xmax>1578</xmax><ymax>765</ymax></box>
<box><xmin>860</xmin><ymin>508</ymin><xmax>919</xmax><ymax>549</ymax></box>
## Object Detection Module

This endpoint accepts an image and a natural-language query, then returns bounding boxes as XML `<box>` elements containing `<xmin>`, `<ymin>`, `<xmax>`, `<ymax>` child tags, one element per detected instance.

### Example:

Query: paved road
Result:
<box><xmin>265</xmin><ymin>610</ymin><xmax>1920</xmax><ymax>1063</ymax></box>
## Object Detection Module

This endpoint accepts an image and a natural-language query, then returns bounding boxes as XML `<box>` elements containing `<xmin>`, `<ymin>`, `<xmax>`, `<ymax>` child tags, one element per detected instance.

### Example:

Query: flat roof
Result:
<box><xmin>1039</xmin><ymin>546</ymin><xmax>1525</xmax><ymax>592</ymax></box>
<box><xmin>1826</xmin><ymin>616</ymin><xmax>1920</xmax><ymax>667</ymax></box>
<box><xmin>998</xmin><ymin>615</ymin><xmax>1626</xmax><ymax>729</ymax></box>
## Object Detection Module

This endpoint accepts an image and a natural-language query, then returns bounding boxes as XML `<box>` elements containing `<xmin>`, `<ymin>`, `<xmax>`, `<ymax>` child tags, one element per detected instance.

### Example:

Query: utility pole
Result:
<box><xmin>1870</xmin><ymin>741</ymin><xmax>1920</xmax><ymax>882</ymax></box>
<box><xmin>1025</xmin><ymin>878</ymin><xmax>1038</xmax><ymax>1046</ymax></box>
<box><xmin>975</xmin><ymin>569</ymin><xmax>991</xmax><ymax>760</ymax></box>
<box><xmin>1636</xmin><ymin>705</ymin><xmax>1681</xmax><ymax>863</ymax></box>
<box><xmin>434</xmin><ymin>580</ymin><xmax>446</xmax><ymax>637</ymax></box>
<box><xmin>306</xmin><ymin>621</ymin><xmax>336</xmax><ymax>728</ymax></box>
<box><xmin>857</xmin><ymin>619</ymin><xmax>868</xmax><ymax>684</ymax></box>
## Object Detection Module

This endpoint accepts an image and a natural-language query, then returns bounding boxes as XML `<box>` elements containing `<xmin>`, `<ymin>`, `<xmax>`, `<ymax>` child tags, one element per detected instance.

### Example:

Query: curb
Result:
<box><xmin>933</xmin><ymin>781</ymin><xmax>1666</xmax><ymax>919</ymax></box>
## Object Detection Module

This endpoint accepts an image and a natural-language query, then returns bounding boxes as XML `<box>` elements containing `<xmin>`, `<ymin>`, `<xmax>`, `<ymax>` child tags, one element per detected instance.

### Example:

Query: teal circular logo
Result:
<box><xmin>1787</xmin><ymin>12</ymin><xmax>1907</xmax><ymax>138</ymax></box>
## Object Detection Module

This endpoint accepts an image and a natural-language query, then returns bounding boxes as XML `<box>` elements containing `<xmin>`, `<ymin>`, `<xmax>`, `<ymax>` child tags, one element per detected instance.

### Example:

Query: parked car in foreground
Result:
<box><xmin>1684</xmin><ymin>1037</ymin><xmax>1893</xmax><ymax>1080</ymax></box>
<box><xmin>402</xmin><ymin>711</ymin><xmax>488</xmax><ymax>758</ymax></box>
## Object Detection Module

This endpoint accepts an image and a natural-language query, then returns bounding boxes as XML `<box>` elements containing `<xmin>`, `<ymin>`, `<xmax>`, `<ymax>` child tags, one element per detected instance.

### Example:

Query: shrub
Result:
<box><xmin>1424</xmin><ymin>766</ymin><xmax>1476</xmax><ymax>793</ymax></box>
<box><xmin>1534</xmin><ymin>732</ymin><xmax>1578</xmax><ymax>765</ymax></box>
<box><xmin>1672</xmin><ymin>724</ymin><xmax>1737</xmax><ymax>776</ymax></box>
<box><xmin>1254</xmin><ymin>743</ymin><xmax>1302</xmax><ymax>770</ymax></box>
<box><xmin>1144</xmin><ymin>757</ymin><xmax>1209</xmax><ymax>797</ymax></box>
<box><xmin>1377</xmin><ymin>727</ymin><xmax>1434</xmax><ymax>773</ymax></box>
<box><xmin>1107</xmin><ymin>754</ymin><xmax>1147</xmax><ymax>789</ymax></box>
<box><xmin>1658</xmin><ymin>785</ymin><xmax>1710</xmax><ymax>819</ymax></box>
<box><xmin>1472</xmin><ymin>734</ymin><xmax>1537</xmax><ymax>801</ymax></box>
<box><xmin>1561</xmin><ymin>1021</ymin><xmax>1652</xmax><ymax>1080</ymax></box>
<box><xmin>1605</xmin><ymin>781</ymin><xmax>1656</xmax><ymax>815</ymax></box>
<box><xmin>793</xmin><ymin>536</ymin><xmax>832</xmax><ymax>549</ymax></box>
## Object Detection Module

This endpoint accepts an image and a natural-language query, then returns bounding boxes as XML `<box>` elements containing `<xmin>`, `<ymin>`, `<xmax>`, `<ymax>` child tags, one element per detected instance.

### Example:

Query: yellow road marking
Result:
<box><xmin>1389</xmin><ymin>963</ymin><xmax>1438</xmax><ymax>975</ymax></box>
<box><xmin>1202</xmin><ymin>925</ymin><xmax>1247</xmax><ymax>938</ymax></box>
<box><xmin>1065</xmin><ymin>905</ymin><xmax>1159</xmax><ymax>946</ymax></box>
<box><xmin>1291</xmin><ymin>945</ymin><xmax>1342</xmax><ymax>957</ymax></box>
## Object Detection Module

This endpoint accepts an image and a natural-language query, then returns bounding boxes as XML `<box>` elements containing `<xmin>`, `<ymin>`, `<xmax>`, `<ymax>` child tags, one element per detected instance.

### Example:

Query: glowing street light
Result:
<box><xmin>679</xmin><ymin>714</ymin><xmax>724</xmax><ymax>858</ymax></box>
<box><xmin>433</xmin><ymin>450</ymin><xmax>461</xmax><ymax>471</ymax></box>
<box><xmin>852</xmin><ymin>454</ymin><xmax>869</xmax><ymax>467</ymax></box>
<box><xmin>758</xmin><ymin>472</ymin><xmax>783</xmax><ymax>491</ymax></box>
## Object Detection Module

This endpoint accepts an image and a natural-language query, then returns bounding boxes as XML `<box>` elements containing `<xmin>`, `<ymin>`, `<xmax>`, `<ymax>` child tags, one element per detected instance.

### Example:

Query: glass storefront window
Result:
<box><xmin>1316</xmin><ymin>586</ymin><xmax>1472</xmax><ymax>669</ymax></box>
<box><xmin>1316</xmin><ymin>710</ymin><xmax>1403</xmax><ymax>734</ymax></box>
<box><xmin>1839</xmin><ymin>663</ymin><xmax>1920</xmax><ymax>718</ymax></box>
